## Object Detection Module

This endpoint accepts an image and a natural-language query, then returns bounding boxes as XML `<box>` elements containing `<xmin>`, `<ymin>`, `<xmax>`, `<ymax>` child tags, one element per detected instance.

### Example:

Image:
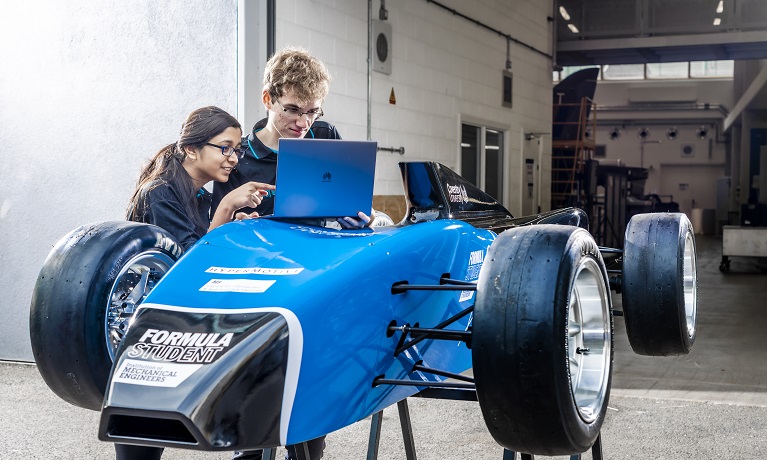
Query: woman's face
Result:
<box><xmin>185</xmin><ymin>126</ymin><xmax>242</xmax><ymax>185</ymax></box>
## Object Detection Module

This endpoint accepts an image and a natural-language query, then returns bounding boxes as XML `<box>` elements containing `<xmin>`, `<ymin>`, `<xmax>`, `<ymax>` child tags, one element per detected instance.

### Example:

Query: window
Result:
<box><xmin>555</xmin><ymin>60</ymin><xmax>734</xmax><ymax>81</ymax></box>
<box><xmin>560</xmin><ymin>65</ymin><xmax>601</xmax><ymax>80</ymax></box>
<box><xmin>602</xmin><ymin>64</ymin><xmax>645</xmax><ymax>80</ymax></box>
<box><xmin>646</xmin><ymin>62</ymin><xmax>689</xmax><ymax>79</ymax></box>
<box><xmin>690</xmin><ymin>60</ymin><xmax>734</xmax><ymax>78</ymax></box>
<box><xmin>461</xmin><ymin>123</ymin><xmax>505</xmax><ymax>203</ymax></box>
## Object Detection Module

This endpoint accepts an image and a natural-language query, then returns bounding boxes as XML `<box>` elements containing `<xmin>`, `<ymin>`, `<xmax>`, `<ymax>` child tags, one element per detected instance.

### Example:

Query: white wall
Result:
<box><xmin>273</xmin><ymin>0</ymin><xmax>554</xmax><ymax>214</ymax></box>
<box><xmin>592</xmin><ymin>79</ymin><xmax>734</xmax><ymax>215</ymax></box>
<box><xmin>0</xmin><ymin>0</ymin><xmax>554</xmax><ymax>362</ymax></box>
<box><xmin>0</xmin><ymin>0</ymin><xmax>238</xmax><ymax>361</ymax></box>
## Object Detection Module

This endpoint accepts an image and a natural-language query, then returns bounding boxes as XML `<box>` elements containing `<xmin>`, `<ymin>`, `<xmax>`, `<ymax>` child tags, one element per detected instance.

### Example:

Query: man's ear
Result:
<box><xmin>262</xmin><ymin>89</ymin><xmax>272</xmax><ymax>108</ymax></box>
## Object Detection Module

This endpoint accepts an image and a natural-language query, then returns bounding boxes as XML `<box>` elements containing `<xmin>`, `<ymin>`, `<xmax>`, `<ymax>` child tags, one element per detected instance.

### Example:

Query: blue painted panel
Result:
<box><xmin>141</xmin><ymin>218</ymin><xmax>497</xmax><ymax>443</ymax></box>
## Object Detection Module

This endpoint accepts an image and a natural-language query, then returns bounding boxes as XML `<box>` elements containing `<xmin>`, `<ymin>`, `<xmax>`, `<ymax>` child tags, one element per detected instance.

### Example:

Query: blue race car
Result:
<box><xmin>29</xmin><ymin>161</ymin><xmax>697</xmax><ymax>457</ymax></box>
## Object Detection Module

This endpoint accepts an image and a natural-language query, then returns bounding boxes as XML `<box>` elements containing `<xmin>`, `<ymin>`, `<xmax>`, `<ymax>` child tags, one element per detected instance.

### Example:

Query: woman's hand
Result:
<box><xmin>225</xmin><ymin>181</ymin><xmax>275</xmax><ymax>211</ymax></box>
<box><xmin>210</xmin><ymin>181</ymin><xmax>275</xmax><ymax>231</ymax></box>
<box><xmin>235</xmin><ymin>211</ymin><xmax>260</xmax><ymax>220</ymax></box>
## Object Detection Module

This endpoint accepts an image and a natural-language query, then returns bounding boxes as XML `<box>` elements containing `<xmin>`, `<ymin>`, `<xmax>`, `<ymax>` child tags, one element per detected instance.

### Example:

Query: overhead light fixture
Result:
<box><xmin>713</xmin><ymin>17</ymin><xmax>721</xmax><ymax>26</ymax></box>
<box><xmin>716</xmin><ymin>1</ymin><xmax>724</xmax><ymax>14</ymax></box>
<box><xmin>559</xmin><ymin>6</ymin><xmax>571</xmax><ymax>21</ymax></box>
<box><xmin>568</xmin><ymin>23</ymin><xmax>579</xmax><ymax>33</ymax></box>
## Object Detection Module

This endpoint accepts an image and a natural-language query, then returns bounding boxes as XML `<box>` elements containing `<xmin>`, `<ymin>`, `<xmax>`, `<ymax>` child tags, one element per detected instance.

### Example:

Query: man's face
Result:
<box><xmin>268</xmin><ymin>90</ymin><xmax>324</xmax><ymax>139</ymax></box>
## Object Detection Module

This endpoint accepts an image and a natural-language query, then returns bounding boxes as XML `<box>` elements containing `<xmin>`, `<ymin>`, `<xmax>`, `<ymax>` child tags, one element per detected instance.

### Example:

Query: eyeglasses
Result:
<box><xmin>205</xmin><ymin>143</ymin><xmax>246</xmax><ymax>159</ymax></box>
<box><xmin>274</xmin><ymin>99</ymin><xmax>324</xmax><ymax>122</ymax></box>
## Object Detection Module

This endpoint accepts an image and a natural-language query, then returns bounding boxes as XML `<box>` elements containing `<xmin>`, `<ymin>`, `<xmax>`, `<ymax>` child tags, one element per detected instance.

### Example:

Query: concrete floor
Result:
<box><xmin>2</xmin><ymin>234</ymin><xmax>766</xmax><ymax>459</ymax></box>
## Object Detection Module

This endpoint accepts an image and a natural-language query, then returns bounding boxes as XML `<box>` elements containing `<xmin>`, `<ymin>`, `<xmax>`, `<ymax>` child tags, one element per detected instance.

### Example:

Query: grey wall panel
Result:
<box><xmin>0</xmin><ymin>0</ymin><xmax>238</xmax><ymax>361</ymax></box>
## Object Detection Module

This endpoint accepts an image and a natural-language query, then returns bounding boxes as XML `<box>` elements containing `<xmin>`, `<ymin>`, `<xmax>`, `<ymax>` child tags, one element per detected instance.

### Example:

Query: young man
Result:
<box><xmin>212</xmin><ymin>46</ymin><xmax>377</xmax><ymax>228</ymax></box>
<box><xmin>217</xmin><ymin>46</ymin><xmax>365</xmax><ymax>460</ymax></box>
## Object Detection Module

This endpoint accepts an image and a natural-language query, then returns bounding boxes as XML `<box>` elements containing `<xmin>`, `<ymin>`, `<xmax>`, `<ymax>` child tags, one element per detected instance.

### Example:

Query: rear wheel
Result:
<box><xmin>472</xmin><ymin>225</ymin><xmax>613</xmax><ymax>456</ymax></box>
<box><xmin>29</xmin><ymin>221</ymin><xmax>181</xmax><ymax>410</ymax></box>
<box><xmin>622</xmin><ymin>213</ymin><xmax>697</xmax><ymax>356</ymax></box>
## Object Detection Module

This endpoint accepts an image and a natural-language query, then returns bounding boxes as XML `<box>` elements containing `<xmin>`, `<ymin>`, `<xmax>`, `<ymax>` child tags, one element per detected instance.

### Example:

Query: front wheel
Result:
<box><xmin>472</xmin><ymin>225</ymin><xmax>613</xmax><ymax>456</ymax></box>
<box><xmin>29</xmin><ymin>221</ymin><xmax>182</xmax><ymax>410</ymax></box>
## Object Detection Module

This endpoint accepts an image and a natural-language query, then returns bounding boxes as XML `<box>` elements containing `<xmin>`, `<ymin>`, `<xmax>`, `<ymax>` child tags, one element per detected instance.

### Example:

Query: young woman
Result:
<box><xmin>117</xmin><ymin>106</ymin><xmax>273</xmax><ymax>460</ymax></box>
<box><xmin>127</xmin><ymin>106</ymin><xmax>274</xmax><ymax>248</ymax></box>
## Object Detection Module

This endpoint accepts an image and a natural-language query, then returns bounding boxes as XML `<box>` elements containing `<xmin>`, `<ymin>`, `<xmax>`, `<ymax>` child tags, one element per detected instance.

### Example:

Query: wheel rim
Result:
<box><xmin>105</xmin><ymin>250</ymin><xmax>175</xmax><ymax>361</ymax></box>
<box><xmin>683</xmin><ymin>233</ymin><xmax>697</xmax><ymax>339</ymax></box>
<box><xmin>567</xmin><ymin>258</ymin><xmax>611</xmax><ymax>423</ymax></box>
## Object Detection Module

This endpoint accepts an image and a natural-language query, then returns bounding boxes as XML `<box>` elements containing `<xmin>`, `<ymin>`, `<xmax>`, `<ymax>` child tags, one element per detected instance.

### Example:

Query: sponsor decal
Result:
<box><xmin>113</xmin><ymin>359</ymin><xmax>201</xmax><ymax>387</ymax></box>
<box><xmin>446</xmin><ymin>183</ymin><xmax>469</xmax><ymax>204</ymax></box>
<box><xmin>459</xmin><ymin>249</ymin><xmax>484</xmax><ymax>302</ymax></box>
<box><xmin>126</xmin><ymin>328</ymin><xmax>234</xmax><ymax>364</ymax></box>
<box><xmin>464</xmin><ymin>312</ymin><xmax>474</xmax><ymax>335</ymax></box>
<box><xmin>290</xmin><ymin>226</ymin><xmax>370</xmax><ymax>237</ymax></box>
<box><xmin>466</xmin><ymin>249</ymin><xmax>484</xmax><ymax>279</ymax></box>
<box><xmin>205</xmin><ymin>266</ymin><xmax>303</xmax><ymax>275</ymax></box>
<box><xmin>200</xmin><ymin>279</ymin><xmax>275</xmax><ymax>293</ymax></box>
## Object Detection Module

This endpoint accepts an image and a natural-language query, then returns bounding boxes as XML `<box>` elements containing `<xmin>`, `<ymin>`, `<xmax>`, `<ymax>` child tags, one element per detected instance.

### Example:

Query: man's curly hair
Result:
<box><xmin>263</xmin><ymin>46</ymin><xmax>331</xmax><ymax>105</ymax></box>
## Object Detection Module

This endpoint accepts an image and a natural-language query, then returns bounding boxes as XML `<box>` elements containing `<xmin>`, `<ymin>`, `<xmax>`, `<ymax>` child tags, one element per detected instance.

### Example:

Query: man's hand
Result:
<box><xmin>337</xmin><ymin>210</ymin><xmax>375</xmax><ymax>229</ymax></box>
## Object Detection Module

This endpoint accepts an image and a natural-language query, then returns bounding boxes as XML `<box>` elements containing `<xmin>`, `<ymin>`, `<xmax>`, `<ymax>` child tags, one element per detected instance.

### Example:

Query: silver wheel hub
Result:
<box><xmin>683</xmin><ymin>233</ymin><xmax>697</xmax><ymax>339</ymax></box>
<box><xmin>105</xmin><ymin>250</ymin><xmax>175</xmax><ymax>361</ymax></box>
<box><xmin>568</xmin><ymin>259</ymin><xmax>611</xmax><ymax>423</ymax></box>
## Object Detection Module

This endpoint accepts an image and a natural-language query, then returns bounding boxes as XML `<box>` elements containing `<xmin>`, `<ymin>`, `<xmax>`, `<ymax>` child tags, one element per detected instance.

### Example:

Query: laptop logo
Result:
<box><xmin>322</xmin><ymin>171</ymin><xmax>332</xmax><ymax>182</ymax></box>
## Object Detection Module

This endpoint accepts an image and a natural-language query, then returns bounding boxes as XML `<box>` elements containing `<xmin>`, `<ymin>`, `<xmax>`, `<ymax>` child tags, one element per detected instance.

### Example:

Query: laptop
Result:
<box><xmin>271</xmin><ymin>138</ymin><xmax>378</xmax><ymax>219</ymax></box>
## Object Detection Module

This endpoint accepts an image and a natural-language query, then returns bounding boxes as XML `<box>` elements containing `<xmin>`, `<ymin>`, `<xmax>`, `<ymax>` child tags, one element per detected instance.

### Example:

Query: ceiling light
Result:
<box><xmin>713</xmin><ymin>17</ymin><xmax>721</xmax><ymax>25</ymax></box>
<box><xmin>559</xmin><ymin>6</ymin><xmax>571</xmax><ymax>21</ymax></box>
<box><xmin>716</xmin><ymin>1</ymin><xmax>724</xmax><ymax>14</ymax></box>
<box><xmin>568</xmin><ymin>23</ymin><xmax>579</xmax><ymax>33</ymax></box>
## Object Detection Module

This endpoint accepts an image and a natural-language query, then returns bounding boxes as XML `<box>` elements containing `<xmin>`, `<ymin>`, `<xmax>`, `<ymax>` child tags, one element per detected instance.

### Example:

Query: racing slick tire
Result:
<box><xmin>622</xmin><ymin>213</ymin><xmax>697</xmax><ymax>356</ymax></box>
<box><xmin>472</xmin><ymin>225</ymin><xmax>613</xmax><ymax>456</ymax></box>
<box><xmin>29</xmin><ymin>221</ymin><xmax>182</xmax><ymax>410</ymax></box>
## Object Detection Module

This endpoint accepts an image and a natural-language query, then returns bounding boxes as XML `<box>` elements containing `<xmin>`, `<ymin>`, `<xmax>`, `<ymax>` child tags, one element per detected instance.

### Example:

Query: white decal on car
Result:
<box><xmin>446</xmin><ymin>183</ymin><xmax>469</xmax><ymax>204</ymax></box>
<box><xmin>205</xmin><ymin>267</ymin><xmax>303</xmax><ymax>275</ymax></box>
<box><xmin>460</xmin><ymin>250</ymin><xmax>484</xmax><ymax>302</ymax></box>
<box><xmin>200</xmin><ymin>279</ymin><xmax>276</xmax><ymax>293</ymax></box>
<box><xmin>112</xmin><ymin>359</ymin><xmax>201</xmax><ymax>387</ymax></box>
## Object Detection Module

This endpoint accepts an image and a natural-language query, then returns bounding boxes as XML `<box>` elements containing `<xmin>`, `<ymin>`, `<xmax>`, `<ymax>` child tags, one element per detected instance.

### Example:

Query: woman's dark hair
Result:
<box><xmin>126</xmin><ymin>106</ymin><xmax>241</xmax><ymax>228</ymax></box>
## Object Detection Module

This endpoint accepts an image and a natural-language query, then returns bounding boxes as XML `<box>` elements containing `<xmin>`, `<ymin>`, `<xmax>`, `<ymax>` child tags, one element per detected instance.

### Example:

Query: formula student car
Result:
<box><xmin>30</xmin><ymin>161</ymin><xmax>697</xmax><ymax>457</ymax></box>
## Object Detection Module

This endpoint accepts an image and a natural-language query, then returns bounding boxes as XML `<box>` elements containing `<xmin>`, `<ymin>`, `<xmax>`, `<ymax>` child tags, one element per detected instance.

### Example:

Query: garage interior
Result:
<box><xmin>2</xmin><ymin>0</ymin><xmax>767</xmax><ymax>458</ymax></box>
